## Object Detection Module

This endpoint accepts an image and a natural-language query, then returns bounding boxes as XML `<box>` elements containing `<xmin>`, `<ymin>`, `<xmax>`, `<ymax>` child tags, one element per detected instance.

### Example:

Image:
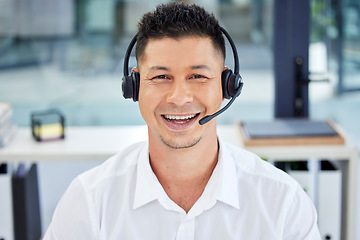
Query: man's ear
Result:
<box><xmin>132</xmin><ymin>67</ymin><xmax>139</xmax><ymax>73</ymax></box>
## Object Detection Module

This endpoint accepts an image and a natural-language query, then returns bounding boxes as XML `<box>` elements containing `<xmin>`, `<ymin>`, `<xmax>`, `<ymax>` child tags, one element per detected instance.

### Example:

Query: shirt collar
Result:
<box><xmin>133</xmin><ymin>138</ymin><xmax>240</xmax><ymax>210</ymax></box>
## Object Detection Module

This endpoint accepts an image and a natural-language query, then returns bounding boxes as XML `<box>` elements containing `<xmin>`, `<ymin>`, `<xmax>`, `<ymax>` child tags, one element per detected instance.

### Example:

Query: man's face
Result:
<box><xmin>136</xmin><ymin>36</ymin><xmax>224</xmax><ymax>149</ymax></box>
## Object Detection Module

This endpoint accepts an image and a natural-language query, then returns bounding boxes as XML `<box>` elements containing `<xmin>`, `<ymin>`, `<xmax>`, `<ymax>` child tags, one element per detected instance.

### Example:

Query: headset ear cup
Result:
<box><xmin>131</xmin><ymin>71</ymin><xmax>140</xmax><ymax>102</ymax></box>
<box><xmin>229</xmin><ymin>74</ymin><xmax>243</xmax><ymax>97</ymax></box>
<box><xmin>122</xmin><ymin>75</ymin><xmax>133</xmax><ymax>99</ymax></box>
<box><xmin>221</xmin><ymin>69</ymin><xmax>232</xmax><ymax>99</ymax></box>
<box><xmin>222</xmin><ymin>69</ymin><xmax>243</xmax><ymax>99</ymax></box>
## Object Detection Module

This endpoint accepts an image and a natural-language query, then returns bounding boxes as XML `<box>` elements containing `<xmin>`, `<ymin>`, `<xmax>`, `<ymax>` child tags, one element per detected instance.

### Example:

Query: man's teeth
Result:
<box><xmin>164</xmin><ymin>114</ymin><xmax>196</xmax><ymax>120</ymax></box>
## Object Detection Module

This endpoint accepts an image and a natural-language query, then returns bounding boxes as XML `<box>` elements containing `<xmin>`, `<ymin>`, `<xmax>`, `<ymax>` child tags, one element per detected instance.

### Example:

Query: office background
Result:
<box><xmin>0</xmin><ymin>0</ymin><xmax>359</xmax><ymax>237</ymax></box>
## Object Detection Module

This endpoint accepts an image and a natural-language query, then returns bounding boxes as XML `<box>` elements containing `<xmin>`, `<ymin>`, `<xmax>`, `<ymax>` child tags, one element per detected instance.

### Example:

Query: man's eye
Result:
<box><xmin>190</xmin><ymin>74</ymin><xmax>207</xmax><ymax>80</ymax></box>
<box><xmin>152</xmin><ymin>75</ymin><xmax>169</xmax><ymax>80</ymax></box>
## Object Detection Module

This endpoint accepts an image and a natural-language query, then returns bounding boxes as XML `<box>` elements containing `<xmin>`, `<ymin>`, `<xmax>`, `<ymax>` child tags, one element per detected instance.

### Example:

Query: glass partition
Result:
<box><xmin>341</xmin><ymin>0</ymin><xmax>360</xmax><ymax>91</ymax></box>
<box><xmin>309</xmin><ymin>0</ymin><xmax>360</xmax><ymax>141</ymax></box>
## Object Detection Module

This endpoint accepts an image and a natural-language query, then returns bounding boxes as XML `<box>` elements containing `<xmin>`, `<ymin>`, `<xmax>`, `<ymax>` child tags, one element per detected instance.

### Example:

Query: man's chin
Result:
<box><xmin>160</xmin><ymin>137</ymin><xmax>202</xmax><ymax>150</ymax></box>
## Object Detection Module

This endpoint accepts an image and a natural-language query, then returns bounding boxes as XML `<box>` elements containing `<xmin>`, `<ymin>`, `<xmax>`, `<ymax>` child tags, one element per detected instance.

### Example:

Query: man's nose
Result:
<box><xmin>166</xmin><ymin>80</ymin><xmax>193</xmax><ymax>106</ymax></box>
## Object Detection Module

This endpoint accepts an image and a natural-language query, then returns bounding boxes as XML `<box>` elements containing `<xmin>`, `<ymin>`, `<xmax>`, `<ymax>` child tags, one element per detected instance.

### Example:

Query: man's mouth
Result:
<box><xmin>162</xmin><ymin>113</ymin><xmax>200</xmax><ymax>124</ymax></box>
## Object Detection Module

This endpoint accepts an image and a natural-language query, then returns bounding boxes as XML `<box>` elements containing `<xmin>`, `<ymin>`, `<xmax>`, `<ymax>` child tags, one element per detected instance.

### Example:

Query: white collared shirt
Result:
<box><xmin>44</xmin><ymin>139</ymin><xmax>320</xmax><ymax>240</ymax></box>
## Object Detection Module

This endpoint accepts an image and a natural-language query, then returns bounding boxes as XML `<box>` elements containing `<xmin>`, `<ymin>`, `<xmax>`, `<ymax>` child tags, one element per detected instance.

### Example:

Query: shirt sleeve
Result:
<box><xmin>283</xmin><ymin>184</ymin><xmax>321</xmax><ymax>240</ymax></box>
<box><xmin>43</xmin><ymin>177</ymin><xmax>98</xmax><ymax>240</ymax></box>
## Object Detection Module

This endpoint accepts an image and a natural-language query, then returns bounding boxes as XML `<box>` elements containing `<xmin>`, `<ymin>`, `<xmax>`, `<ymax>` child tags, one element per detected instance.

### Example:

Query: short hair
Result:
<box><xmin>135</xmin><ymin>2</ymin><xmax>225</xmax><ymax>63</ymax></box>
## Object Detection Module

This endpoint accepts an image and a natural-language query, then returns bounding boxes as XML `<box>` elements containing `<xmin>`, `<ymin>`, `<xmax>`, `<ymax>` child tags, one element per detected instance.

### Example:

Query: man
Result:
<box><xmin>44</xmin><ymin>2</ymin><xmax>321</xmax><ymax>239</ymax></box>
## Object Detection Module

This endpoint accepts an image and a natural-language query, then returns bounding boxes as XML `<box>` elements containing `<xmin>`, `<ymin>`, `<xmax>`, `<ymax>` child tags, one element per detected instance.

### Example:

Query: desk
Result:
<box><xmin>0</xmin><ymin>126</ymin><xmax>148</xmax><ymax>162</ymax></box>
<box><xmin>0</xmin><ymin>125</ymin><xmax>358</xmax><ymax>239</ymax></box>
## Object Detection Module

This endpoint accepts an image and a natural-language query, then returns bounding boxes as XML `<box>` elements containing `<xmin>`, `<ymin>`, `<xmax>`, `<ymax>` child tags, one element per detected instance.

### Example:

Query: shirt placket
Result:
<box><xmin>175</xmin><ymin>218</ymin><xmax>195</xmax><ymax>240</ymax></box>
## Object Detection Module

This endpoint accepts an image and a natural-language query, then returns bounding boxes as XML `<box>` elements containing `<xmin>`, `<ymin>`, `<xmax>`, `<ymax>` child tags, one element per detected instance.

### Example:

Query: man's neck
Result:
<box><xmin>148</xmin><ymin>129</ymin><xmax>219</xmax><ymax>213</ymax></box>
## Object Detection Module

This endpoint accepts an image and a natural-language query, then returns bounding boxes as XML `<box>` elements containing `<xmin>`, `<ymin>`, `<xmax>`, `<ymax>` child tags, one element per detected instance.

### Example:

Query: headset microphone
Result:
<box><xmin>198</xmin><ymin>86</ymin><xmax>242</xmax><ymax>125</ymax></box>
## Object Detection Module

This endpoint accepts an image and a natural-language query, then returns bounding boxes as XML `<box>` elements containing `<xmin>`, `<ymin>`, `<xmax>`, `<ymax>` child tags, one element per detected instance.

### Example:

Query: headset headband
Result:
<box><xmin>123</xmin><ymin>27</ymin><xmax>239</xmax><ymax>76</ymax></box>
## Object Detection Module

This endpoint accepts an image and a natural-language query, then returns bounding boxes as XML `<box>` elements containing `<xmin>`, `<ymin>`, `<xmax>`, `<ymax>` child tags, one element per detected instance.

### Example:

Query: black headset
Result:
<box><xmin>122</xmin><ymin>27</ymin><xmax>243</xmax><ymax>125</ymax></box>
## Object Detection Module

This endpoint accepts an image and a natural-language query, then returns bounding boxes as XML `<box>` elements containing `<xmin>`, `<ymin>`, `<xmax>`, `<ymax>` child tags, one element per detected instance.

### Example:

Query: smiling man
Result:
<box><xmin>135</xmin><ymin>36</ymin><xmax>223</xmax><ymax>213</ymax></box>
<box><xmin>44</xmin><ymin>2</ymin><xmax>321</xmax><ymax>239</ymax></box>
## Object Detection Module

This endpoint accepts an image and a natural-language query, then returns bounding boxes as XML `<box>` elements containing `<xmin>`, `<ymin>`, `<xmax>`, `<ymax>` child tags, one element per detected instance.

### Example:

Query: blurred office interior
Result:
<box><xmin>0</xmin><ymin>0</ymin><xmax>359</xmax><ymax>237</ymax></box>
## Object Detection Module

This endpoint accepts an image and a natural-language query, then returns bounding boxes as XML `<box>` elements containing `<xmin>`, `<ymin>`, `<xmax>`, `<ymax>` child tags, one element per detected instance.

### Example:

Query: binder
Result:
<box><xmin>288</xmin><ymin>161</ymin><xmax>342</xmax><ymax>240</ymax></box>
<box><xmin>12</xmin><ymin>164</ymin><xmax>41</xmax><ymax>240</ymax></box>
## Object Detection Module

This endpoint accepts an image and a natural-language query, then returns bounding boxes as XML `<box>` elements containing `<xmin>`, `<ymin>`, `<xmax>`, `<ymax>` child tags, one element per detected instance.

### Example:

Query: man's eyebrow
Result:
<box><xmin>191</xmin><ymin>65</ymin><xmax>210</xmax><ymax>70</ymax></box>
<box><xmin>149</xmin><ymin>66</ymin><xmax>170</xmax><ymax>71</ymax></box>
<box><xmin>148</xmin><ymin>65</ymin><xmax>210</xmax><ymax>71</ymax></box>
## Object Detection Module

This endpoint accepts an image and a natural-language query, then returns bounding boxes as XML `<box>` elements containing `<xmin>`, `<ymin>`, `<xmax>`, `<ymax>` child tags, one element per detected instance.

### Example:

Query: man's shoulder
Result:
<box><xmin>221</xmin><ymin>140</ymin><xmax>299</xmax><ymax>189</ymax></box>
<box><xmin>220</xmin><ymin>141</ymin><xmax>319</xmax><ymax>239</ymax></box>
<box><xmin>77</xmin><ymin>141</ymin><xmax>148</xmax><ymax>189</ymax></box>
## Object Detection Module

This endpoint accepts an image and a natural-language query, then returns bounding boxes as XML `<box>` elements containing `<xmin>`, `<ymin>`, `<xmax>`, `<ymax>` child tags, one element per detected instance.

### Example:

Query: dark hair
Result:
<box><xmin>135</xmin><ymin>2</ymin><xmax>225</xmax><ymax>62</ymax></box>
